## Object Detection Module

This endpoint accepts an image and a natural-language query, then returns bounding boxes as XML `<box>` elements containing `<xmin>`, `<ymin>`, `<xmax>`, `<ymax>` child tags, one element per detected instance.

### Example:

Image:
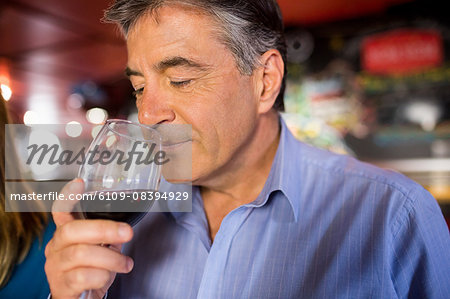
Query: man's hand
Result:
<box><xmin>45</xmin><ymin>179</ymin><xmax>134</xmax><ymax>299</ymax></box>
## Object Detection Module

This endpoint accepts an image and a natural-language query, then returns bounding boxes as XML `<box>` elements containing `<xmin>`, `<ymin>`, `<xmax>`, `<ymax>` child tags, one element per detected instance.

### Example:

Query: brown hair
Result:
<box><xmin>0</xmin><ymin>98</ymin><xmax>48</xmax><ymax>287</ymax></box>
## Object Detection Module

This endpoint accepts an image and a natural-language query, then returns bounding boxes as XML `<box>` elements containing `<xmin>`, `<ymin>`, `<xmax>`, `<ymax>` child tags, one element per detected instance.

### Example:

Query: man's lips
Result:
<box><xmin>162</xmin><ymin>139</ymin><xmax>193</xmax><ymax>150</ymax></box>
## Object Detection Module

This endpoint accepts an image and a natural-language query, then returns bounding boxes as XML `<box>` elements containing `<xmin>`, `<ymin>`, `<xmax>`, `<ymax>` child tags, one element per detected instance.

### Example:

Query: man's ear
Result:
<box><xmin>256</xmin><ymin>49</ymin><xmax>284</xmax><ymax>114</ymax></box>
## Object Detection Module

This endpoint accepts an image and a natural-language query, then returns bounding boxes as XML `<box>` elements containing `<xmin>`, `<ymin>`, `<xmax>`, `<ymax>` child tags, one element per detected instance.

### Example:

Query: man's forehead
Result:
<box><xmin>126</xmin><ymin>5</ymin><xmax>228</xmax><ymax>72</ymax></box>
<box><xmin>127</xmin><ymin>3</ymin><xmax>219</xmax><ymax>39</ymax></box>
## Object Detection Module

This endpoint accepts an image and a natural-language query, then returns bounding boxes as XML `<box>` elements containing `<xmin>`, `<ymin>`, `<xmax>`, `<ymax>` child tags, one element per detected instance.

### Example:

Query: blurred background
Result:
<box><xmin>0</xmin><ymin>0</ymin><xmax>449</xmax><ymax>224</ymax></box>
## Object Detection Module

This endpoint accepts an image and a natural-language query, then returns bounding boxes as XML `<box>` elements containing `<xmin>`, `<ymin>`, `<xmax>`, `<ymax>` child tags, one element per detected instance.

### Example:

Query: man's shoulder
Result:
<box><xmin>287</xmin><ymin>135</ymin><xmax>424</xmax><ymax>197</ymax></box>
<box><xmin>285</xmin><ymin>136</ymin><xmax>443</xmax><ymax>236</ymax></box>
<box><xmin>283</xmin><ymin>134</ymin><xmax>436</xmax><ymax>224</ymax></box>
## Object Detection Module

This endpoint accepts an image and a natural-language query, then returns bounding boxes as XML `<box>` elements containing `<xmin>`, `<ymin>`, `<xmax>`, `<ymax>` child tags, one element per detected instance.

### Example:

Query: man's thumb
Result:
<box><xmin>51</xmin><ymin>178</ymin><xmax>84</xmax><ymax>226</ymax></box>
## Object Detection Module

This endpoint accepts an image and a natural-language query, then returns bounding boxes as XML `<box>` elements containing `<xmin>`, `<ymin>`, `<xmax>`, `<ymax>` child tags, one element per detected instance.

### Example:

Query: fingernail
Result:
<box><xmin>118</xmin><ymin>223</ymin><xmax>130</xmax><ymax>239</ymax></box>
<box><xmin>127</xmin><ymin>258</ymin><xmax>134</xmax><ymax>271</ymax></box>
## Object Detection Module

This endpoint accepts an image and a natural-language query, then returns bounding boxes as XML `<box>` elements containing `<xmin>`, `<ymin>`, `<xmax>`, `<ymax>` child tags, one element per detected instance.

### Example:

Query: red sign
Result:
<box><xmin>361</xmin><ymin>29</ymin><xmax>443</xmax><ymax>75</ymax></box>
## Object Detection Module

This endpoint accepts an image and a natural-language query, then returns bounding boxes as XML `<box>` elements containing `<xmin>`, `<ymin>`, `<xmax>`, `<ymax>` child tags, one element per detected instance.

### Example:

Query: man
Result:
<box><xmin>45</xmin><ymin>1</ymin><xmax>450</xmax><ymax>298</ymax></box>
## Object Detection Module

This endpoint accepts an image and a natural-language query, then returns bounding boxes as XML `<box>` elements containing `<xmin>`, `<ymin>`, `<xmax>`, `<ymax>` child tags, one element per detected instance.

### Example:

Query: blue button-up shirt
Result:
<box><xmin>109</xmin><ymin>118</ymin><xmax>450</xmax><ymax>298</ymax></box>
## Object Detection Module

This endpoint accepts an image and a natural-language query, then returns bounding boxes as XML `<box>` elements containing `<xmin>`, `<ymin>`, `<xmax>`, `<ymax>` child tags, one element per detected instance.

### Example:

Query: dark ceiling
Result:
<box><xmin>0</xmin><ymin>0</ymin><xmax>412</xmax><ymax>124</ymax></box>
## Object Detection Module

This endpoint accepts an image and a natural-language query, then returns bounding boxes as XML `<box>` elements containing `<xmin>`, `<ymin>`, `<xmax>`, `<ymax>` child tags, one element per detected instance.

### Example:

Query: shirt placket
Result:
<box><xmin>196</xmin><ymin>206</ymin><xmax>252</xmax><ymax>299</ymax></box>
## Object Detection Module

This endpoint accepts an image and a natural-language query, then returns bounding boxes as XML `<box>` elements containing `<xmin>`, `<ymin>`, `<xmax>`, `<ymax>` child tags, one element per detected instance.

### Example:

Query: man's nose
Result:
<box><xmin>138</xmin><ymin>91</ymin><xmax>176</xmax><ymax>125</ymax></box>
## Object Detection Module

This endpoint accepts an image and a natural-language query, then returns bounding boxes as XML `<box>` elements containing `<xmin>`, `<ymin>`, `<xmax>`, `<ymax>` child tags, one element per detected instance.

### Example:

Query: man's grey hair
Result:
<box><xmin>104</xmin><ymin>0</ymin><xmax>287</xmax><ymax>111</ymax></box>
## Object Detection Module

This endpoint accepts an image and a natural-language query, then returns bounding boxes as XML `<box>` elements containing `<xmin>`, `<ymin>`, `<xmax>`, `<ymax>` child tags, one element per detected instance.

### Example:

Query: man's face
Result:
<box><xmin>126</xmin><ymin>5</ymin><xmax>261</xmax><ymax>183</ymax></box>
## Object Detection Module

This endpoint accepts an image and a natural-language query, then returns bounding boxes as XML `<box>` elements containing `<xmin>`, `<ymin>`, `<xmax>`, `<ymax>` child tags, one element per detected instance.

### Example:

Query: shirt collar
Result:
<box><xmin>242</xmin><ymin>115</ymin><xmax>300</xmax><ymax>221</ymax></box>
<box><xmin>170</xmin><ymin>114</ymin><xmax>301</xmax><ymax>222</ymax></box>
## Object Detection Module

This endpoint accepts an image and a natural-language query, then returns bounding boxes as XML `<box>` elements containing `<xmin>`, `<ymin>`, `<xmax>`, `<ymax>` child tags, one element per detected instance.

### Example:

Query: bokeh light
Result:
<box><xmin>1</xmin><ymin>84</ymin><xmax>12</xmax><ymax>101</ymax></box>
<box><xmin>86</xmin><ymin>107</ymin><xmax>108</xmax><ymax>124</ymax></box>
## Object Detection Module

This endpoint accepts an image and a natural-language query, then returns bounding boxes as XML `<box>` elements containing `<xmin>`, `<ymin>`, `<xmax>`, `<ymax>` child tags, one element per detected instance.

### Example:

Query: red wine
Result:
<box><xmin>81</xmin><ymin>190</ymin><xmax>155</xmax><ymax>227</ymax></box>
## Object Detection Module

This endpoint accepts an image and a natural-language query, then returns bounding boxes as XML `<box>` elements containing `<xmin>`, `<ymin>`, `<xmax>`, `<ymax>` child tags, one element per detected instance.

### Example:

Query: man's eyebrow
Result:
<box><xmin>125</xmin><ymin>57</ymin><xmax>209</xmax><ymax>78</ymax></box>
<box><xmin>154</xmin><ymin>56</ymin><xmax>209</xmax><ymax>72</ymax></box>
<box><xmin>125</xmin><ymin>67</ymin><xmax>143</xmax><ymax>78</ymax></box>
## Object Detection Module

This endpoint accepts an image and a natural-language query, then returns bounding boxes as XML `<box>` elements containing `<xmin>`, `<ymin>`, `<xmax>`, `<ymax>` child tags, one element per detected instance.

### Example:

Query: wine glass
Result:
<box><xmin>78</xmin><ymin>119</ymin><xmax>162</xmax><ymax>227</ymax></box>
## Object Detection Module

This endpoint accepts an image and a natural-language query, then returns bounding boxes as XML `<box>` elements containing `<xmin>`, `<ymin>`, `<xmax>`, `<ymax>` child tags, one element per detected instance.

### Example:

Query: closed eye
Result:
<box><xmin>133</xmin><ymin>87</ymin><xmax>144</xmax><ymax>97</ymax></box>
<box><xmin>170</xmin><ymin>80</ymin><xmax>192</xmax><ymax>88</ymax></box>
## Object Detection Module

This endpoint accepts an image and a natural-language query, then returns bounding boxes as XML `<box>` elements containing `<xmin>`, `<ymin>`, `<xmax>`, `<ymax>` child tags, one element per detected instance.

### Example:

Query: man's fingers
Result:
<box><xmin>44</xmin><ymin>238</ymin><xmax>53</xmax><ymax>258</ymax></box>
<box><xmin>108</xmin><ymin>243</ymin><xmax>123</xmax><ymax>252</ymax></box>
<box><xmin>58</xmin><ymin>244</ymin><xmax>134</xmax><ymax>274</ymax></box>
<box><xmin>46</xmin><ymin>180</ymin><xmax>133</xmax><ymax>299</ymax></box>
<box><xmin>52</xmin><ymin>219</ymin><xmax>133</xmax><ymax>250</ymax></box>
<box><xmin>52</xmin><ymin>178</ymin><xmax>84</xmax><ymax>227</ymax></box>
<box><xmin>62</xmin><ymin>267</ymin><xmax>112</xmax><ymax>297</ymax></box>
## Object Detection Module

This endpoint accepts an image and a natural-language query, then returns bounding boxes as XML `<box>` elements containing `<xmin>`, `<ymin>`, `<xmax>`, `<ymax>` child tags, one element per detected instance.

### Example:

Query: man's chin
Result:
<box><xmin>163</xmin><ymin>170</ymin><xmax>204</xmax><ymax>186</ymax></box>
<box><xmin>160</xmin><ymin>140</ymin><xmax>193</xmax><ymax>183</ymax></box>
<box><xmin>164</xmin><ymin>177</ymin><xmax>193</xmax><ymax>184</ymax></box>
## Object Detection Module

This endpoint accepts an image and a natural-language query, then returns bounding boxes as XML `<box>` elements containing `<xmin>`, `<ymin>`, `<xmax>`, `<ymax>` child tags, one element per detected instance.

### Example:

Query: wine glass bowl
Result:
<box><xmin>78</xmin><ymin>119</ymin><xmax>162</xmax><ymax>226</ymax></box>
